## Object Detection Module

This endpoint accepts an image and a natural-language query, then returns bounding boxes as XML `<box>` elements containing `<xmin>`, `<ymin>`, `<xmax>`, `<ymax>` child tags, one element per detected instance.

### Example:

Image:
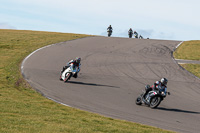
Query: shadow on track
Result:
<box><xmin>157</xmin><ymin>107</ymin><xmax>200</xmax><ymax>114</ymax></box>
<box><xmin>67</xmin><ymin>81</ymin><xmax>120</xmax><ymax>88</ymax></box>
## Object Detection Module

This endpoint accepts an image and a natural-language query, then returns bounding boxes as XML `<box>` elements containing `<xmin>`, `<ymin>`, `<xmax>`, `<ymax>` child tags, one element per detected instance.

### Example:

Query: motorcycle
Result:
<box><xmin>139</xmin><ymin>35</ymin><xmax>143</xmax><ymax>39</ymax></box>
<box><xmin>128</xmin><ymin>31</ymin><xmax>133</xmax><ymax>38</ymax></box>
<box><xmin>107</xmin><ymin>29</ymin><xmax>112</xmax><ymax>37</ymax></box>
<box><xmin>135</xmin><ymin>85</ymin><xmax>170</xmax><ymax>108</ymax></box>
<box><xmin>134</xmin><ymin>33</ymin><xmax>138</xmax><ymax>38</ymax></box>
<box><xmin>59</xmin><ymin>64</ymin><xmax>79</xmax><ymax>82</ymax></box>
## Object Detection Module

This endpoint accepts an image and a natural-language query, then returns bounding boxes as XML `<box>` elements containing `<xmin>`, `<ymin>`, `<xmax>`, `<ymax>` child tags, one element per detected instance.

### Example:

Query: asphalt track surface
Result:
<box><xmin>22</xmin><ymin>36</ymin><xmax>200</xmax><ymax>133</ymax></box>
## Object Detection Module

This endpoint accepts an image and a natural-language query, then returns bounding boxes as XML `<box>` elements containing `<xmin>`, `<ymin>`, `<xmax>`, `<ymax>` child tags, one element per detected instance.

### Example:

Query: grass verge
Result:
<box><xmin>0</xmin><ymin>29</ymin><xmax>174</xmax><ymax>133</ymax></box>
<box><xmin>174</xmin><ymin>41</ymin><xmax>200</xmax><ymax>60</ymax></box>
<box><xmin>174</xmin><ymin>40</ymin><xmax>200</xmax><ymax>78</ymax></box>
<box><xmin>179</xmin><ymin>64</ymin><xmax>200</xmax><ymax>78</ymax></box>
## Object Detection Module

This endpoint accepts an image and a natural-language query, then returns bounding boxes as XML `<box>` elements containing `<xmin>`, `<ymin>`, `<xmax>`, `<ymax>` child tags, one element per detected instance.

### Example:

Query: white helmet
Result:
<box><xmin>161</xmin><ymin>78</ymin><xmax>168</xmax><ymax>86</ymax></box>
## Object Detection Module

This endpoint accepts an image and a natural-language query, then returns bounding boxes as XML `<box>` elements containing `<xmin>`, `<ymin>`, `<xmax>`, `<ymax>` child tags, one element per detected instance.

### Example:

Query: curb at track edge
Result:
<box><xmin>20</xmin><ymin>37</ymin><xmax>92</xmax><ymax>107</ymax></box>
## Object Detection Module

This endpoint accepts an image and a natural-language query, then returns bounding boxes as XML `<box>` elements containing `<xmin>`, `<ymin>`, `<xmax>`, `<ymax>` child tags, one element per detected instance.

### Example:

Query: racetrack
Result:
<box><xmin>22</xmin><ymin>36</ymin><xmax>200</xmax><ymax>133</ymax></box>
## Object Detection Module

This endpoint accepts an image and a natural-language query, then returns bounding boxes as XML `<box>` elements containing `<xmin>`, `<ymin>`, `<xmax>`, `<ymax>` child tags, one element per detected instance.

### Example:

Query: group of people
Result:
<box><xmin>128</xmin><ymin>28</ymin><xmax>143</xmax><ymax>39</ymax></box>
<box><xmin>62</xmin><ymin>25</ymin><xmax>168</xmax><ymax>98</ymax></box>
<box><xmin>107</xmin><ymin>25</ymin><xmax>144</xmax><ymax>39</ymax></box>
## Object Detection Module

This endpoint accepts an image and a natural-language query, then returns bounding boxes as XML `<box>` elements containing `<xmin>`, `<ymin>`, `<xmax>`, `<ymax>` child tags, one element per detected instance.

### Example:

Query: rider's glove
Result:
<box><xmin>161</xmin><ymin>92</ymin><xmax>166</xmax><ymax>97</ymax></box>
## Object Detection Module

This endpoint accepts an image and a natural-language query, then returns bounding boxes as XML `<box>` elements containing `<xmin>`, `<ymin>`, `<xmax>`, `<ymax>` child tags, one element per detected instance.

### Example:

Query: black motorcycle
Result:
<box><xmin>135</xmin><ymin>85</ymin><xmax>170</xmax><ymax>108</ymax></box>
<box><xmin>128</xmin><ymin>31</ymin><xmax>133</xmax><ymax>38</ymax></box>
<box><xmin>107</xmin><ymin>29</ymin><xmax>112</xmax><ymax>37</ymax></box>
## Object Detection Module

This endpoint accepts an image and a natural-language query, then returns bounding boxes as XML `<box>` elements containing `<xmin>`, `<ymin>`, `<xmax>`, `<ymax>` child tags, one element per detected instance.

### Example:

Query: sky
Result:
<box><xmin>1</xmin><ymin>0</ymin><xmax>200</xmax><ymax>41</ymax></box>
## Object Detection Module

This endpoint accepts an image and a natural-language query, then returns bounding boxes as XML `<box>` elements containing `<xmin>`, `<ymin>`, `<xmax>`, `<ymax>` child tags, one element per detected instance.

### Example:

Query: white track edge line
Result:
<box><xmin>21</xmin><ymin>43</ymin><xmax>72</xmax><ymax>107</ymax></box>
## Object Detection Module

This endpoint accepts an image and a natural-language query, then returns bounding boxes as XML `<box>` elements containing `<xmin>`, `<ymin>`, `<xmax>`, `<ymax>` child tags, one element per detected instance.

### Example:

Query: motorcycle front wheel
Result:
<box><xmin>64</xmin><ymin>73</ymin><xmax>71</xmax><ymax>82</ymax></box>
<box><xmin>149</xmin><ymin>96</ymin><xmax>161</xmax><ymax>108</ymax></box>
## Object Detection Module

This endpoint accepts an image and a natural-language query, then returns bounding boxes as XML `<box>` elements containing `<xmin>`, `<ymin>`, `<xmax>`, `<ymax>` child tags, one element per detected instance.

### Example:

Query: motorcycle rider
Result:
<box><xmin>128</xmin><ymin>28</ymin><xmax>133</xmax><ymax>38</ymax></box>
<box><xmin>134</xmin><ymin>31</ymin><xmax>138</xmax><ymax>38</ymax></box>
<box><xmin>107</xmin><ymin>25</ymin><xmax>113</xmax><ymax>32</ymax></box>
<box><xmin>61</xmin><ymin>57</ymin><xmax>81</xmax><ymax>78</ymax></box>
<box><xmin>107</xmin><ymin>25</ymin><xmax>113</xmax><ymax>36</ymax></box>
<box><xmin>139</xmin><ymin>35</ymin><xmax>143</xmax><ymax>39</ymax></box>
<box><xmin>143</xmin><ymin>78</ymin><xmax>168</xmax><ymax>100</ymax></box>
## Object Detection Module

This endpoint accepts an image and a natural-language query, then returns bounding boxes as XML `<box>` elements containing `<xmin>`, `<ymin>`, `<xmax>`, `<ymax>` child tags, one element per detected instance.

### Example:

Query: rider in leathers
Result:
<box><xmin>134</xmin><ymin>31</ymin><xmax>138</xmax><ymax>38</ymax></box>
<box><xmin>128</xmin><ymin>28</ymin><xmax>133</xmax><ymax>37</ymax></box>
<box><xmin>139</xmin><ymin>35</ymin><xmax>143</xmax><ymax>39</ymax></box>
<box><xmin>107</xmin><ymin>25</ymin><xmax>113</xmax><ymax>32</ymax></box>
<box><xmin>62</xmin><ymin>57</ymin><xmax>81</xmax><ymax>78</ymax></box>
<box><xmin>143</xmin><ymin>78</ymin><xmax>168</xmax><ymax>100</ymax></box>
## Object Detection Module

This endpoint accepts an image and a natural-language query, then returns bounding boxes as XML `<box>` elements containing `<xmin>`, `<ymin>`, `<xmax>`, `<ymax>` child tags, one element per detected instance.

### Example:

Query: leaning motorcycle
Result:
<box><xmin>107</xmin><ymin>29</ymin><xmax>112</xmax><ymax>37</ymax></box>
<box><xmin>135</xmin><ymin>85</ymin><xmax>170</xmax><ymax>108</ymax></box>
<box><xmin>134</xmin><ymin>33</ymin><xmax>138</xmax><ymax>38</ymax></box>
<box><xmin>59</xmin><ymin>65</ymin><xmax>78</xmax><ymax>82</ymax></box>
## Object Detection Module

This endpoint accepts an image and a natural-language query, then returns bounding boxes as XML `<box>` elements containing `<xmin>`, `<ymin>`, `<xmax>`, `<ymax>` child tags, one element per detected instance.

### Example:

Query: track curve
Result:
<box><xmin>22</xmin><ymin>36</ymin><xmax>200</xmax><ymax>133</ymax></box>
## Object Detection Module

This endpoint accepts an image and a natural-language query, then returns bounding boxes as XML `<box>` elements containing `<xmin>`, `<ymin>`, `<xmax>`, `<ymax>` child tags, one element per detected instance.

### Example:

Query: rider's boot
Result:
<box><xmin>73</xmin><ymin>73</ymin><xmax>78</xmax><ymax>78</ymax></box>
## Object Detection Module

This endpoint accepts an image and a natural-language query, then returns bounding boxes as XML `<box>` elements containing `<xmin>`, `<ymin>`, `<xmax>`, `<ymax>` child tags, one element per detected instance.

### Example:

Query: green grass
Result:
<box><xmin>180</xmin><ymin>64</ymin><xmax>200</xmax><ymax>78</ymax></box>
<box><xmin>174</xmin><ymin>41</ymin><xmax>200</xmax><ymax>60</ymax></box>
<box><xmin>0</xmin><ymin>29</ymin><xmax>175</xmax><ymax>133</ymax></box>
<box><xmin>174</xmin><ymin>40</ymin><xmax>200</xmax><ymax>78</ymax></box>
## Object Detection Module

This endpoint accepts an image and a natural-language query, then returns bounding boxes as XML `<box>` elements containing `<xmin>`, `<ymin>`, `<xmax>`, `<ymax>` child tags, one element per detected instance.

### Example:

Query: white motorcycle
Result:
<box><xmin>59</xmin><ymin>64</ymin><xmax>79</xmax><ymax>82</ymax></box>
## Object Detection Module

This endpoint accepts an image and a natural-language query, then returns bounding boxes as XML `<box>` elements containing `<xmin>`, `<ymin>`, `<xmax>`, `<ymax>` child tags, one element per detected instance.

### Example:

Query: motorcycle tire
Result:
<box><xmin>108</xmin><ymin>31</ymin><xmax>112</xmax><ymax>37</ymax></box>
<box><xmin>64</xmin><ymin>73</ymin><xmax>71</xmax><ymax>82</ymax></box>
<box><xmin>149</xmin><ymin>96</ymin><xmax>161</xmax><ymax>108</ymax></box>
<box><xmin>135</xmin><ymin>96</ymin><xmax>142</xmax><ymax>105</ymax></box>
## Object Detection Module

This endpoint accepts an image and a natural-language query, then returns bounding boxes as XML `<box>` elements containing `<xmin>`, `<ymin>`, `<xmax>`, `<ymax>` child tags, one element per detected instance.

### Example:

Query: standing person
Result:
<box><xmin>107</xmin><ymin>25</ymin><xmax>113</xmax><ymax>37</ymax></box>
<box><xmin>128</xmin><ymin>28</ymin><xmax>133</xmax><ymax>38</ymax></box>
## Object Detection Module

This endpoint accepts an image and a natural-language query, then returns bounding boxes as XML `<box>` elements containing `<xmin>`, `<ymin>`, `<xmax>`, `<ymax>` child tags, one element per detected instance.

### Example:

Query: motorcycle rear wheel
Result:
<box><xmin>135</xmin><ymin>96</ymin><xmax>142</xmax><ymax>105</ymax></box>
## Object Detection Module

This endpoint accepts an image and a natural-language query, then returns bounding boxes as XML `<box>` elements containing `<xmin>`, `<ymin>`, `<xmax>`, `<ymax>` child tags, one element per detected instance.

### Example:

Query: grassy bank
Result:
<box><xmin>174</xmin><ymin>41</ymin><xmax>200</xmax><ymax>60</ymax></box>
<box><xmin>0</xmin><ymin>29</ymin><xmax>174</xmax><ymax>133</ymax></box>
<box><xmin>179</xmin><ymin>64</ymin><xmax>200</xmax><ymax>78</ymax></box>
<box><xmin>174</xmin><ymin>41</ymin><xmax>200</xmax><ymax>78</ymax></box>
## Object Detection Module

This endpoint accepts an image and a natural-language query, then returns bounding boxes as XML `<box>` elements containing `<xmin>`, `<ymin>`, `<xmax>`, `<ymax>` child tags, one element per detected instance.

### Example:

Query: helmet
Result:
<box><xmin>161</xmin><ymin>78</ymin><xmax>168</xmax><ymax>85</ymax></box>
<box><xmin>75</xmin><ymin>57</ymin><xmax>81</xmax><ymax>63</ymax></box>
